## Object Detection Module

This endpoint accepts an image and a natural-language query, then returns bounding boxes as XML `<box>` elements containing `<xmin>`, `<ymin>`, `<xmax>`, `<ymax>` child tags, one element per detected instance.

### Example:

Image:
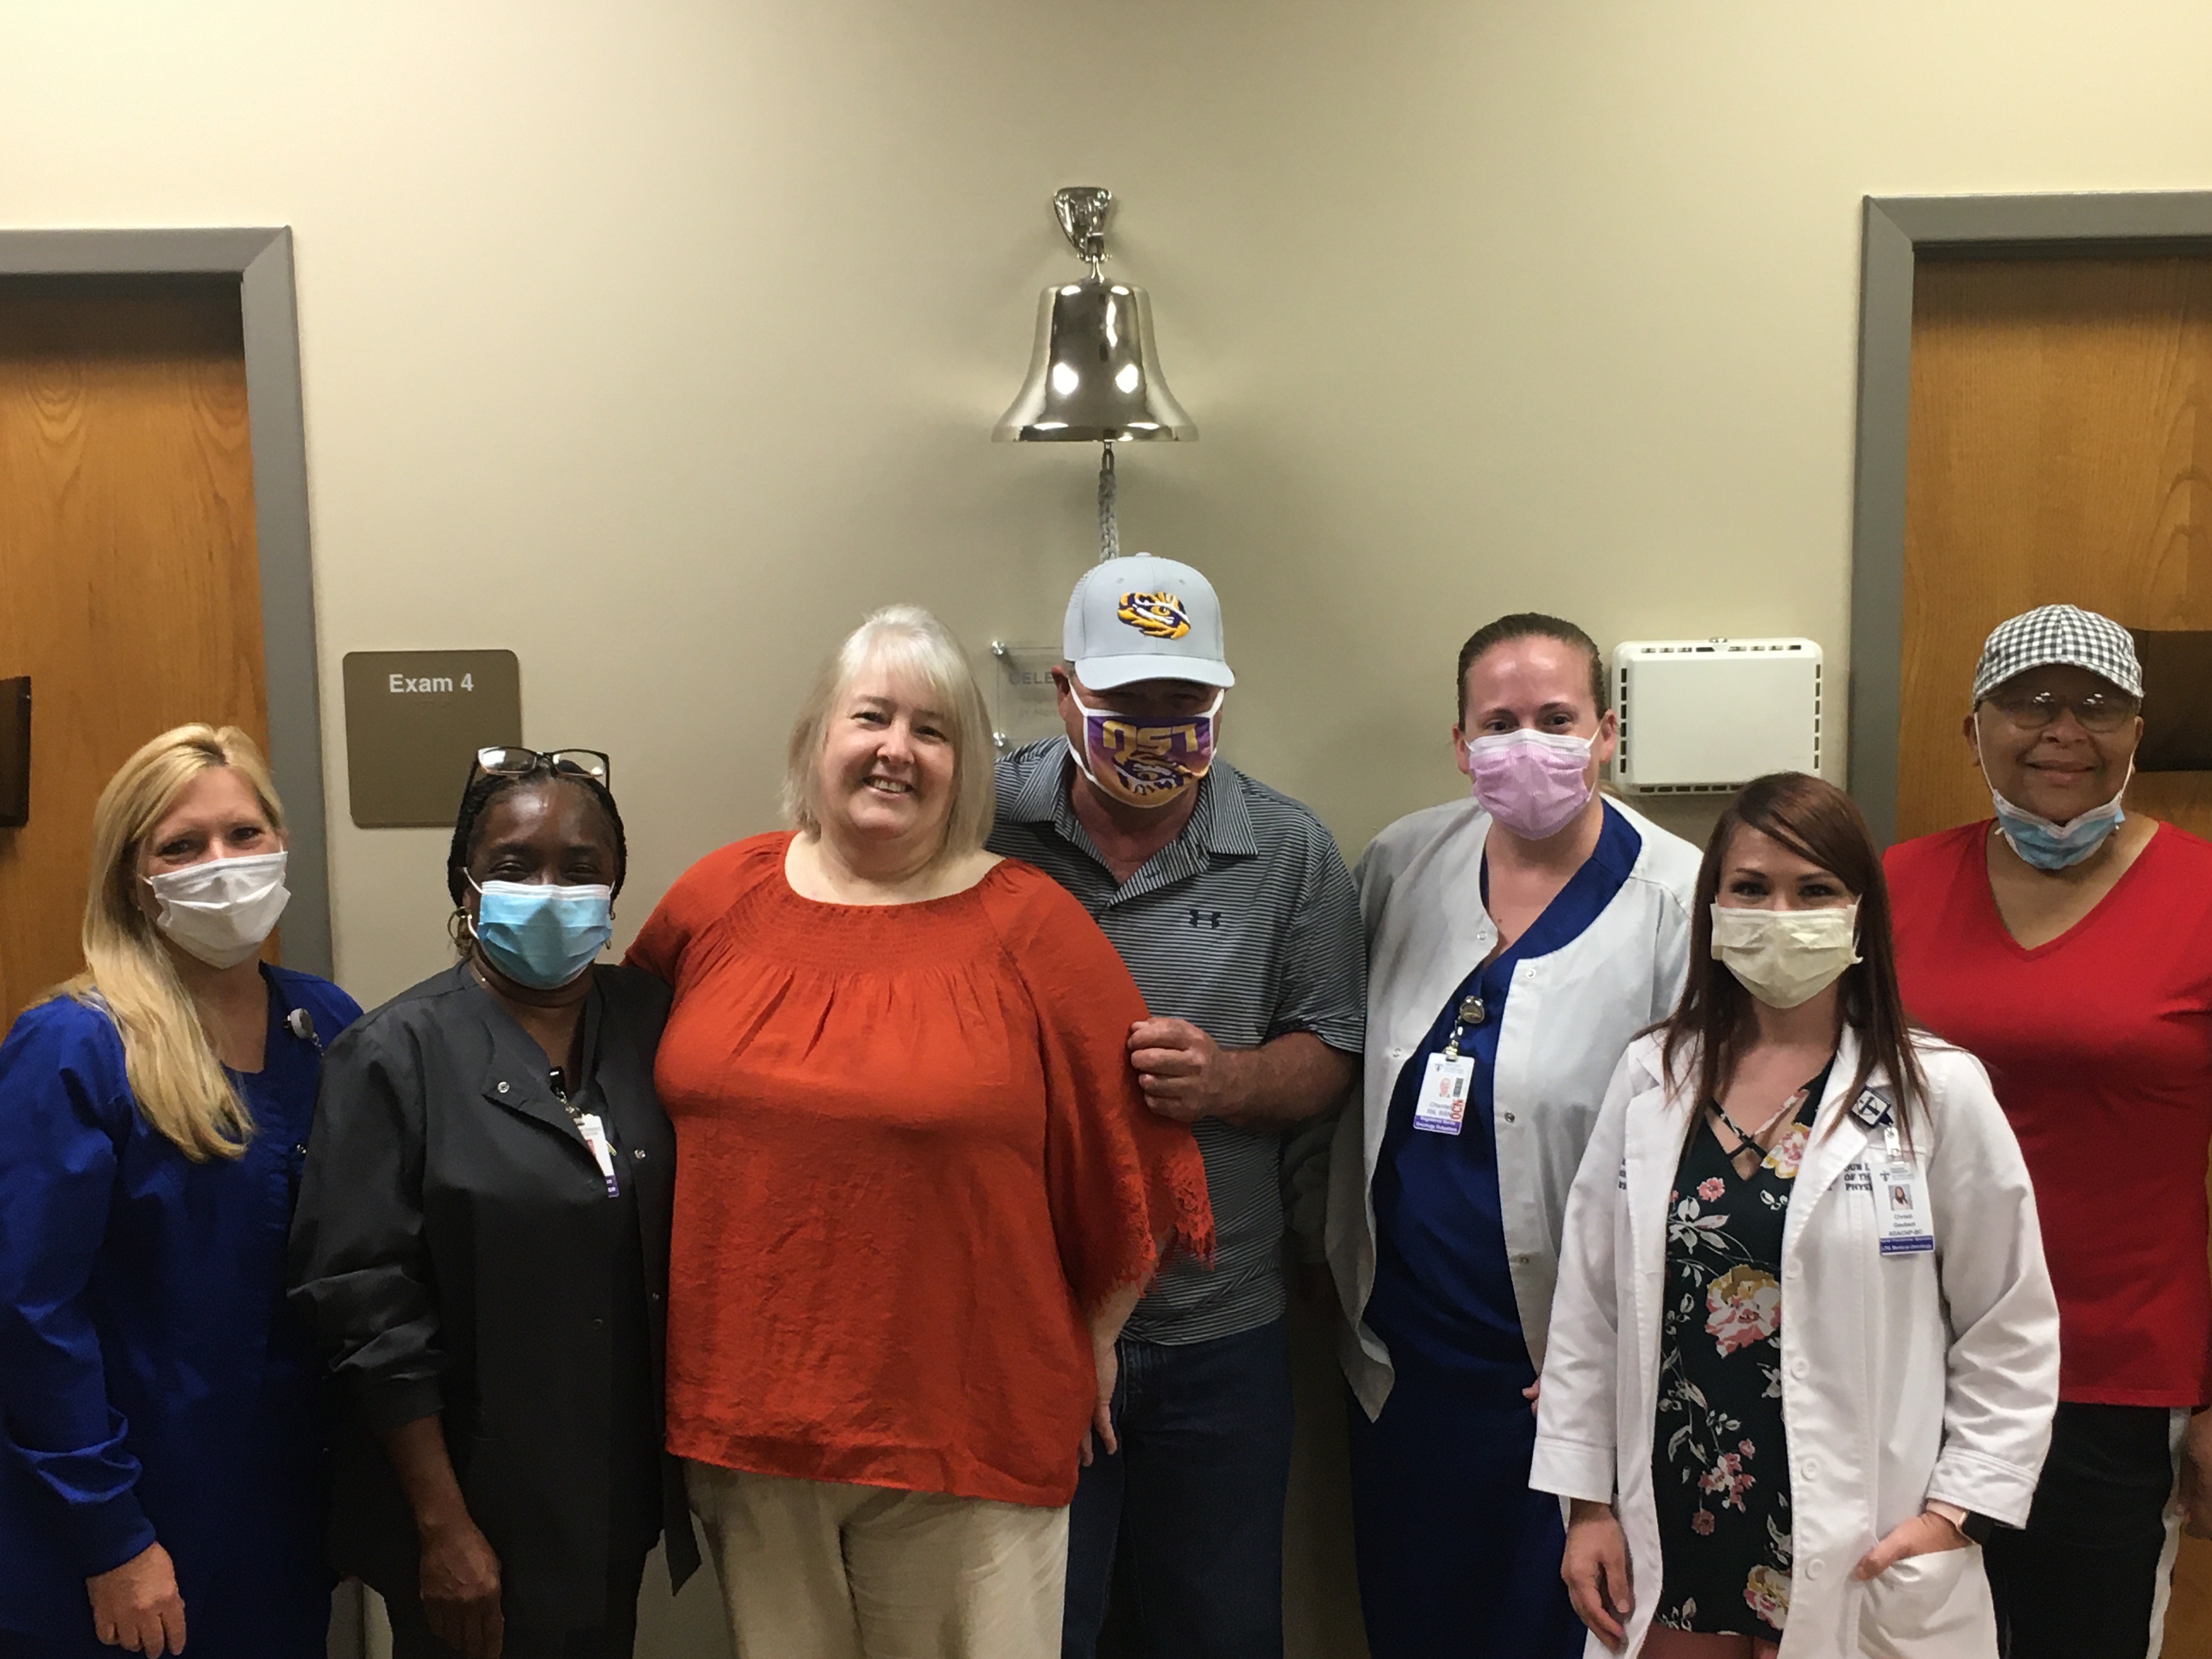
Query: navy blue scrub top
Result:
<box><xmin>0</xmin><ymin>966</ymin><xmax>360</xmax><ymax>1645</ymax></box>
<box><xmin>1366</xmin><ymin>801</ymin><xmax>1641</xmax><ymax>1406</ymax></box>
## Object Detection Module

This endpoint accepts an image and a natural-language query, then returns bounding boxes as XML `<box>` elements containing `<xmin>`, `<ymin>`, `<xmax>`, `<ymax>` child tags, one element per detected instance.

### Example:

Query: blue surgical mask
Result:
<box><xmin>471</xmin><ymin>878</ymin><xmax>613</xmax><ymax>989</ymax></box>
<box><xmin>1988</xmin><ymin>787</ymin><xmax>2126</xmax><ymax>870</ymax></box>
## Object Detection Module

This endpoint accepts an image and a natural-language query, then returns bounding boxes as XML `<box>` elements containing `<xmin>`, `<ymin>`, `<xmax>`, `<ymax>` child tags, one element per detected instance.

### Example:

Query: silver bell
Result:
<box><xmin>992</xmin><ymin>188</ymin><xmax>1195</xmax><ymax>444</ymax></box>
<box><xmin>993</xmin><ymin>278</ymin><xmax>1196</xmax><ymax>443</ymax></box>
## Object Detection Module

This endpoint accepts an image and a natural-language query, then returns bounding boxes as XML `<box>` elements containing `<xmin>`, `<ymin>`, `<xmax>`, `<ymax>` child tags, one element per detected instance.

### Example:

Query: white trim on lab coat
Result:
<box><xmin>1532</xmin><ymin>1027</ymin><xmax>2060</xmax><ymax>1659</ymax></box>
<box><xmin>1325</xmin><ymin>793</ymin><xmax>1701</xmax><ymax>1418</ymax></box>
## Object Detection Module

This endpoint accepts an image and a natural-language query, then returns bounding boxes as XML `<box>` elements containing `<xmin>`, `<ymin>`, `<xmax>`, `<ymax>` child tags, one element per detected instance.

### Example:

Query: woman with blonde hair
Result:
<box><xmin>625</xmin><ymin>604</ymin><xmax>1213</xmax><ymax>1658</ymax></box>
<box><xmin>0</xmin><ymin>725</ymin><xmax>361</xmax><ymax>1658</ymax></box>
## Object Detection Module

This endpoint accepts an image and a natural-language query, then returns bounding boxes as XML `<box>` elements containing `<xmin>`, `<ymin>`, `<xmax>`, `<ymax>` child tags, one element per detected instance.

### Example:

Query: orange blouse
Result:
<box><xmin>625</xmin><ymin>832</ymin><xmax>1212</xmax><ymax>1508</ymax></box>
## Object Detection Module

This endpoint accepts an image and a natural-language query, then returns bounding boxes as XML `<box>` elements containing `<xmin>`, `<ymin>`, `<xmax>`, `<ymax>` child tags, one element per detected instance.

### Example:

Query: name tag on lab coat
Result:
<box><xmin>1876</xmin><ymin>1124</ymin><xmax>1932</xmax><ymax>1255</ymax></box>
<box><xmin>577</xmin><ymin>1113</ymin><xmax>620</xmax><ymax>1196</ymax></box>
<box><xmin>1414</xmin><ymin>1054</ymin><xmax>1473</xmax><ymax>1135</ymax></box>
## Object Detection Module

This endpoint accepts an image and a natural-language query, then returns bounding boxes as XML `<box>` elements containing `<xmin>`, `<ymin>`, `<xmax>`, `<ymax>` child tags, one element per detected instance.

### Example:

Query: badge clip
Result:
<box><xmin>1848</xmin><ymin>1086</ymin><xmax>1894</xmax><ymax>1130</ymax></box>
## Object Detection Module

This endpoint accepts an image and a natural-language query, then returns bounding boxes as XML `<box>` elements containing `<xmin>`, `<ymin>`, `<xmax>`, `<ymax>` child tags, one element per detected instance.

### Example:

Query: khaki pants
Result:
<box><xmin>685</xmin><ymin>1459</ymin><xmax>1069</xmax><ymax>1659</ymax></box>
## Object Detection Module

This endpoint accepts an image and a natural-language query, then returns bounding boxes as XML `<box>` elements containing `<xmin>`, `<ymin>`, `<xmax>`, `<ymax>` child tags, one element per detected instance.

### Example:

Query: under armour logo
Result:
<box><xmin>1188</xmin><ymin>909</ymin><xmax>1222</xmax><ymax>929</ymax></box>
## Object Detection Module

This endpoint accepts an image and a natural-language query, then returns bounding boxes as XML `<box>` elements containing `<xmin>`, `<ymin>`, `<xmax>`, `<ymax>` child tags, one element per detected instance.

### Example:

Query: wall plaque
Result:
<box><xmin>342</xmin><ymin>651</ymin><xmax>522</xmax><ymax>827</ymax></box>
<box><xmin>989</xmin><ymin>642</ymin><xmax>1064</xmax><ymax>752</ymax></box>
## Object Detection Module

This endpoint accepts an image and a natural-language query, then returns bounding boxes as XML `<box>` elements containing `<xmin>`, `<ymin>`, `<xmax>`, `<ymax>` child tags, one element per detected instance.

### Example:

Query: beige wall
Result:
<box><xmin>4</xmin><ymin>0</ymin><xmax>2207</xmax><ymax>997</ymax></box>
<box><xmin>8</xmin><ymin>1</ymin><xmax>2211</xmax><ymax>1652</ymax></box>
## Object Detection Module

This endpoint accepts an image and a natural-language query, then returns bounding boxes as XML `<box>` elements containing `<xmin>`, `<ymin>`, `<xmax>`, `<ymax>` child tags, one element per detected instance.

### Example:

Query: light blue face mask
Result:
<box><xmin>1974</xmin><ymin>727</ymin><xmax>2132</xmax><ymax>871</ymax></box>
<box><xmin>1988</xmin><ymin>787</ymin><xmax>2126</xmax><ymax>870</ymax></box>
<box><xmin>471</xmin><ymin>878</ymin><xmax>614</xmax><ymax>989</ymax></box>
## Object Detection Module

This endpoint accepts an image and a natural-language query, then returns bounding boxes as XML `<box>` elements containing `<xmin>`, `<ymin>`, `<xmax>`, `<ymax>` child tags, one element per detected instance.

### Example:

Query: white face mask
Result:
<box><xmin>1709</xmin><ymin>901</ymin><xmax>1860</xmax><ymax>1011</ymax></box>
<box><xmin>144</xmin><ymin>850</ymin><xmax>290</xmax><ymax>969</ymax></box>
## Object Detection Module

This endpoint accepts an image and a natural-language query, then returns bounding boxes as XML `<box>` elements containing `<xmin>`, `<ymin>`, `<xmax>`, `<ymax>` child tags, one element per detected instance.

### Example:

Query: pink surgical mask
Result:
<box><xmin>1466</xmin><ymin>729</ymin><xmax>1594</xmax><ymax>840</ymax></box>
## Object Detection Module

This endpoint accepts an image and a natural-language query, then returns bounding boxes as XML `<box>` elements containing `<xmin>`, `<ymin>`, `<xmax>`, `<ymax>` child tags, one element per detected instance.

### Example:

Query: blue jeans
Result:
<box><xmin>1062</xmin><ymin>1318</ymin><xmax>1295</xmax><ymax>1659</ymax></box>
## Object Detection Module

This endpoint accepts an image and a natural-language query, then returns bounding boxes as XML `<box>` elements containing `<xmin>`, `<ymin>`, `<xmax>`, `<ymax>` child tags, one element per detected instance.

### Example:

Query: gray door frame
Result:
<box><xmin>0</xmin><ymin>228</ymin><xmax>331</xmax><ymax>975</ymax></box>
<box><xmin>1844</xmin><ymin>180</ymin><xmax>2209</xmax><ymax>1621</ymax></box>
<box><xmin>1849</xmin><ymin>190</ymin><xmax>2212</xmax><ymax>847</ymax></box>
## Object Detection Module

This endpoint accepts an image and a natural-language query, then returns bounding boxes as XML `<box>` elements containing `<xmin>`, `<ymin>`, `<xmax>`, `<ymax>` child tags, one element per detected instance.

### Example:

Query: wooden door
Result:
<box><xmin>1900</xmin><ymin>254</ymin><xmax>2212</xmax><ymax>839</ymax></box>
<box><xmin>1900</xmin><ymin>252</ymin><xmax>2212</xmax><ymax>1657</ymax></box>
<box><xmin>0</xmin><ymin>278</ymin><xmax>268</xmax><ymax>1021</ymax></box>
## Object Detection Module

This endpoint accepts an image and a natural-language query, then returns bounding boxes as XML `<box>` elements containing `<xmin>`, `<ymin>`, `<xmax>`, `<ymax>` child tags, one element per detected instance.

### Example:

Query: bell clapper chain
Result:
<box><xmin>1098</xmin><ymin>442</ymin><xmax>1119</xmax><ymax>564</ymax></box>
<box><xmin>1062</xmin><ymin>190</ymin><xmax>1120</xmax><ymax>563</ymax></box>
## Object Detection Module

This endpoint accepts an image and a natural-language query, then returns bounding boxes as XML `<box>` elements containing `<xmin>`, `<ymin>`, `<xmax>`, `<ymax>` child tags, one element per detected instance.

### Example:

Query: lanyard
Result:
<box><xmin>465</xmin><ymin>961</ymin><xmax>608</xmax><ymax>1192</ymax></box>
<box><xmin>549</xmin><ymin>1069</ymin><xmax>620</xmax><ymax>1198</ymax></box>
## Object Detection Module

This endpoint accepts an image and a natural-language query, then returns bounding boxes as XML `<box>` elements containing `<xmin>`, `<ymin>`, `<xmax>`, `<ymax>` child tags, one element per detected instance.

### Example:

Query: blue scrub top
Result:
<box><xmin>0</xmin><ymin>966</ymin><xmax>360</xmax><ymax>1645</ymax></box>
<box><xmin>1366</xmin><ymin>802</ymin><xmax>1641</xmax><ymax>1406</ymax></box>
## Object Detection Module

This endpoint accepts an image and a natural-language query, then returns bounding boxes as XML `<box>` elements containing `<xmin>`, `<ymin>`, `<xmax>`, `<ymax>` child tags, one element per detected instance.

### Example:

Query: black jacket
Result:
<box><xmin>289</xmin><ymin>963</ymin><xmax>698</xmax><ymax>1626</ymax></box>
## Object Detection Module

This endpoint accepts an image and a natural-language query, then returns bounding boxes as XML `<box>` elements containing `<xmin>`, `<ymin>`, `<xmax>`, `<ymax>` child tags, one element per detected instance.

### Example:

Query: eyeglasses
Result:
<box><xmin>471</xmin><ymin>747</ymin><xmax>612</xmax><ymax>786</ymax></box>
<box><xmin>1983</xmin><ymin>691</ymin><xmax>2140</xmax><ymax>734</ymax></box>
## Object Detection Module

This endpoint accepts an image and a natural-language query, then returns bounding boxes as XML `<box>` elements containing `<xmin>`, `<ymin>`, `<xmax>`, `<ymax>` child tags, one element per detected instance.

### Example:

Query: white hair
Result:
<box><xmin>782</xmin><ymin>605</ymin><xmax>997</xmax><ymax>859</ymax></box>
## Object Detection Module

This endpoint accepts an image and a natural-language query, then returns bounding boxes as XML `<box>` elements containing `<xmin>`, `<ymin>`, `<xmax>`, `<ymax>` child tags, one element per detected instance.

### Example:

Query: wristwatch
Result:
<box><xmin>1925</xmin><ymin>1499</ymin><xmax>1996</xmax><ymax>1545</ymax></box>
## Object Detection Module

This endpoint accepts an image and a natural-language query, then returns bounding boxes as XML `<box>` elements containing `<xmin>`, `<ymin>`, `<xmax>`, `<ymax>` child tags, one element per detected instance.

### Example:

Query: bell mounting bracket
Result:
<box><xmin>1054</xmin><ymin>187</ymin><xmax>1113</xmax><ymax>273</ymax></box>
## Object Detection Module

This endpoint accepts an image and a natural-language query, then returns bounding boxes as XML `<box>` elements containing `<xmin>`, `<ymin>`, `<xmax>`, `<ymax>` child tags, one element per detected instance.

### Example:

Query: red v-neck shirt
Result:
<box><xmin>1886</xmin><ymin>820</ymin><xmax>2212</xmax><ymax>1407</ymax></box>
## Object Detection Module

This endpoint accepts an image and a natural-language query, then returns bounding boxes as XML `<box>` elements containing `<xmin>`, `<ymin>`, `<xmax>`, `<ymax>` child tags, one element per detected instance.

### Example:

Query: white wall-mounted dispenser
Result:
<box><xmin>1611</xmin><ymin>637</ymin><xmax>1823</xmax><ymax>793</ymax></box>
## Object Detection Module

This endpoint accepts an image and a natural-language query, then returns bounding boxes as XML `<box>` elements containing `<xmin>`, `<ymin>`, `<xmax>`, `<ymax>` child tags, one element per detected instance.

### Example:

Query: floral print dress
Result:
<box><xmin>1649</xmin><ymin>1058</ymin><xmax>1834</xmax><ymax>1640</ymax></box>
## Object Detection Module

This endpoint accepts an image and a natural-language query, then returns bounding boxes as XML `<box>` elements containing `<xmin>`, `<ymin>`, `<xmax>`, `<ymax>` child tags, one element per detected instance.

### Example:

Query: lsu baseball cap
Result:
<box><xmin>1971</xmin><ymin>604</ymin><xmax>2142</xmax><ymax>703</ymax></box>
<box><xmin>1064</xmin><ymin>553</ymin><xmax>1235</xmax><ymax>691</ymax></box>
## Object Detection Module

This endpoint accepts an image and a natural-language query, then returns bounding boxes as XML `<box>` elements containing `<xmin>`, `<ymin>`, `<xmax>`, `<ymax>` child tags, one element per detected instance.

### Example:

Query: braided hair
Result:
<box><xmin>445</xmin><ymin>767</ymin><xmax>629</xmax><ymax>913</ymax></box>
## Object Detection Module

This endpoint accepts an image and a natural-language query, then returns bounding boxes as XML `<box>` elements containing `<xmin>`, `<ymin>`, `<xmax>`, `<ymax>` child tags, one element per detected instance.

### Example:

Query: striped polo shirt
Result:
<box><xmin>990</xmin><ymin>740</ymin><xmax>1366</xmax><ymax>1345</ymax></box>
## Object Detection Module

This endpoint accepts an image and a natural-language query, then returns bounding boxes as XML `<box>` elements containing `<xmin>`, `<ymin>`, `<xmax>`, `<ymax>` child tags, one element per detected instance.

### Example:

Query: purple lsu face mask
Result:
<box><xmin>1465</xmin><ymin>728</ymin><xmax>1595</xmax><ymax>840</ymax></box>
<box><xmin>1069</xmin><ymin>692</ymin><xmax>1221</xmax><ymax>809</ymax></box>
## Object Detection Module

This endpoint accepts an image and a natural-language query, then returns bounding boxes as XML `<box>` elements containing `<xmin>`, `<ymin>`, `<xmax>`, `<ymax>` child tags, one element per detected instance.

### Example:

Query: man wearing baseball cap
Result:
<box><xmin>1885</xmin><ymin>603</ymin><xmax>2212</xmax><ymax>1659</ymax></box>
<box><xmin>990</xmin><ymin>552</ymin><xmax>1365</xmax><ymax>1659</ymax></box>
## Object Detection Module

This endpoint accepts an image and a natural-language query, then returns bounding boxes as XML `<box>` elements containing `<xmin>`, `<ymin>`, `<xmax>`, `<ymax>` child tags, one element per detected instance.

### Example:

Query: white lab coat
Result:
<box><xmin>1531</xmin><ymin>1028</ymin><xmax>2060</xmax><ymax>1659</ymax></box>
<box><xmin>1326</xmin><ymin>794</ymin><xmax>1701</xmax><ymax>1417</ymax></box>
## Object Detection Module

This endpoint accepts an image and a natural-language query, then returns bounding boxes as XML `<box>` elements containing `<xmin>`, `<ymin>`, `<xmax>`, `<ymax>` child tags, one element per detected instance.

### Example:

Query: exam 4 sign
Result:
<box><xmin>387</xmin><ymin>669</ymin><xmax>480</xmax><ymax>694</ymax></box>
<box><xmin>341</xmin><ymin>651</ymin><xmax>522</xmax><ymax>828</ymax></box>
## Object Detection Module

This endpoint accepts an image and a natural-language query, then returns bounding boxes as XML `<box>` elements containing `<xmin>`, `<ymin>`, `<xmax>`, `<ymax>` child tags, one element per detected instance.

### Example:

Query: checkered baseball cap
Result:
<box><xmin>1971</xmin><ymin>605</ymin><xmax>2142</xmax><ymax>703</ymax></box>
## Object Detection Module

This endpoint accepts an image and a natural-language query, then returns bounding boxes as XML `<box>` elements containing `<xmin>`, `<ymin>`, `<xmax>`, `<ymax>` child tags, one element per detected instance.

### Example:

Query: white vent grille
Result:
<box><xmin>1612</xmin><ymin>637</ymin><xmax>1823</xmax><ymax>793</ymax></box>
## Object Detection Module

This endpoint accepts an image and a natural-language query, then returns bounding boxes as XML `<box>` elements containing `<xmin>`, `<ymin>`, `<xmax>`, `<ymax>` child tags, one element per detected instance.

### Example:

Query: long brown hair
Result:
<box><xmin>1658</xmin><ymin>772</ymin><xmax>1926</xmax><ymax>1123</ymax></box>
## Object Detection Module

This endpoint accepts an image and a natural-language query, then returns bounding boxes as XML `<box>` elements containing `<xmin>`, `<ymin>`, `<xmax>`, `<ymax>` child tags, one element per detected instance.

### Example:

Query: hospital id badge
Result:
<box><xmin>1876</xmin><ymin>1124</ymin><xmax>1932</xmax><ymax>1255</ymax></box>
<box><xmin>577</xmin><ymin>1112</ymin><xmax>620</xmax><ymax>1197</ymax></box>
<box><xmin>1414</xmin><ymin>1053</ymin><xmax>1474</xmax><ymax>1136</ymax></box>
